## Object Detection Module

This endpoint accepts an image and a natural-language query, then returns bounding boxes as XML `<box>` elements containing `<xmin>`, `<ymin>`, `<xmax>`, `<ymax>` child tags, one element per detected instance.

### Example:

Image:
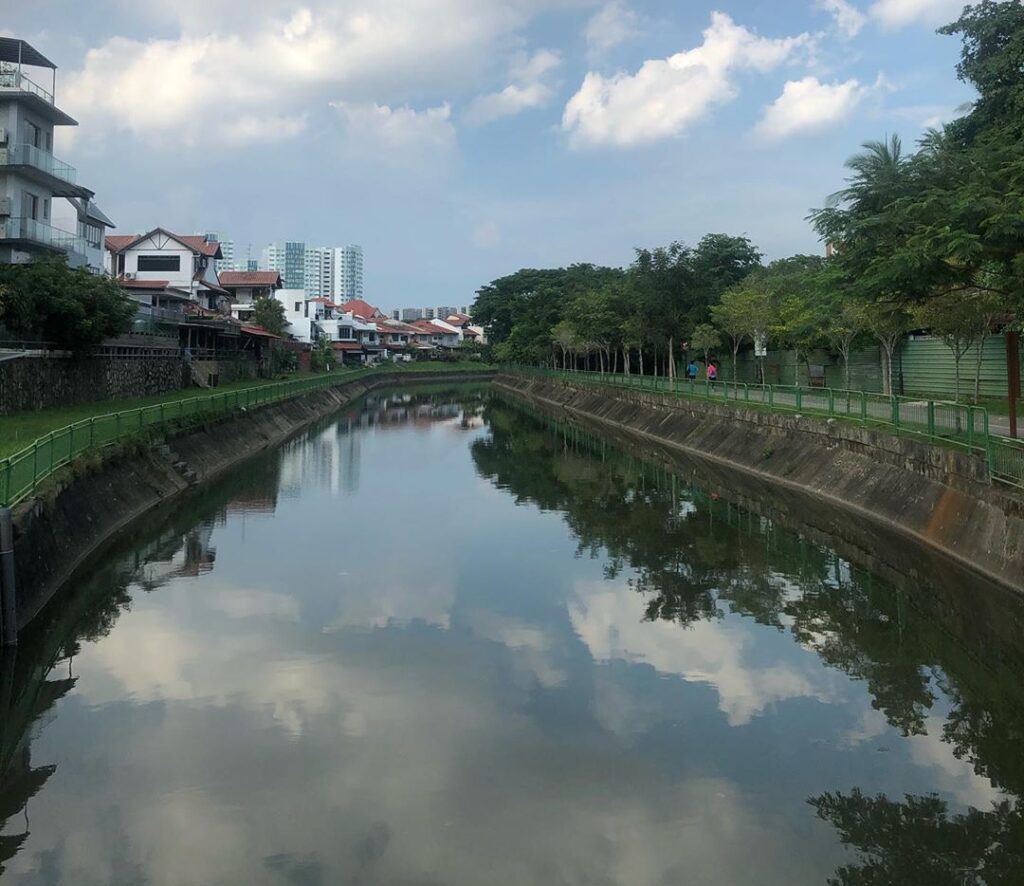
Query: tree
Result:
<box><xmin>713</xmin><ymin>273</ymin><xmax>775</xmax><ymax>384</ymax></box>
<box><xmin>913</xmin><ymin>288</ymin><xmax>1008</xmax><ymax>402</ymax></box>
<box><xmin>550</xmin><ymin>320</ymin><xmax>577</xmax><ymax>369</ymax></box>
<box><xmin>253</xmin><ymin>295</ymin><xmax>288</xmax><ymax>337</ymax></box>
<box><xmin>825</xmin><ymin>298</ymin><xmax>869</xmax><ymax>393</ymax></box>
<box><xmin>310</xmin><ymin>336</ymin><xmax>333</xmax><ymax>372</ymax></box>
<box><xmin>710</xmin><ymin>292</ymin><xmax>748</xmax><ymax>382</ymax></box>
<box><xmin>690</xmin><ymin>323</ymin><xmax>720</xmax><ymax>371</ymax></box>
<box><xmin>939</xmin><ymin>0</ymin><xmax>1024</xmax><ymax>144</ymax></box>
<box><xmin>0</xmin><ymin>254</ymin><xmax>136</xmax><ymax>350</ymax></box>
<box><xmin>863</xmin><ymin>302</ymin><xmax>911</xmax><ymax>396</ymax></box>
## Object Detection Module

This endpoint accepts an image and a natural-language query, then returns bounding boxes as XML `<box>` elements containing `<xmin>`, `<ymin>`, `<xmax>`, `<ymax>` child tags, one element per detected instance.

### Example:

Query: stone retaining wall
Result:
<box><xmin>0</xmin><ymin>352</ymin><xmax>265</xmax><ymax>414</ymax></box>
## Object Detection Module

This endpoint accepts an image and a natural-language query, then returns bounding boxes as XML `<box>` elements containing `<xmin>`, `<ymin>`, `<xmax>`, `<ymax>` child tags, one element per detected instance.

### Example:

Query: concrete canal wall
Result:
<box><xmin>496</xmin><ymin>372</ymin><xmax>1024</xmax><ymax>594</ymax></box>
<box><xmin>11</xmin><ymin>370</ymin><xmax>495</xmax><ymax>631</ymax></box>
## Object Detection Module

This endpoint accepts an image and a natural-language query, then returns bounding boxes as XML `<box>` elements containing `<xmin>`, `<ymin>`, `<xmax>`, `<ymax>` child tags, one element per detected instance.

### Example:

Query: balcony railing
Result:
<box><xmin>0</xmin><ymin>70</ymin><xmax>54</xmax><ymax>105</ymax></box>
<box><xmin>1</xmin><ymin>142</ymin><xmax>77</xmax><ymax>184</ymax></box>
<box><xmin>0</xmin><ymin>217</ymin><xmax>88</xmax><ymax>261</ymax></box>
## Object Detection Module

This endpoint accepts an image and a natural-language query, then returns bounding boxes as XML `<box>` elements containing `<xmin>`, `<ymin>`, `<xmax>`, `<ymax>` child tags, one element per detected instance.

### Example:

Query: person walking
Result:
<box><xmin>686</xmin><ymin>359</ymin><xmax>698</xmax><ymax>381</ymax></box>
<box><xmin>707</xmin><ymin>362</ymin><xmax>718</xmax><ymax>386</ymax></box>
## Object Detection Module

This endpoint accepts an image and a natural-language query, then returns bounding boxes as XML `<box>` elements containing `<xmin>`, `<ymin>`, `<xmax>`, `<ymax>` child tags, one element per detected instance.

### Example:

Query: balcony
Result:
<box><xmin>0</xmin><ymin>69</ymin><xmax>54</xmax><ymax>105</ymax></box>
<box><xmin>1</xmin><ymin>142</ymin><xmax>77</xmax><ymax>184</ymax></box>
<box><xmin>0</xmin><ymin>216</ymin><xmax>88</xmax><ymax>264</ymax></box>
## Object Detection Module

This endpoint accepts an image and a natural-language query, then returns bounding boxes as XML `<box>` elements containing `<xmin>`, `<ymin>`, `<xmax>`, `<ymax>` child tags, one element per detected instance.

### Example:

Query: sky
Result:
<box><xmin>9</xmin><ymin>0</ymin><xmax>976</xmax><ymax>310</ymax></box>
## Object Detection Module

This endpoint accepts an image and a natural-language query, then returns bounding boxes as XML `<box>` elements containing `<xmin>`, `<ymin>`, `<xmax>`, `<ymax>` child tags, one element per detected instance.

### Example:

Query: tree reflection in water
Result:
<box><xmin>0</xmin><ymin>387</ymin><xmax>488</xmax><ymax>878</ymax></box>
<box><xmin>473</xmin><ymin>397</ymin><xmax>1024</xmax><ymax>884</ymax></box>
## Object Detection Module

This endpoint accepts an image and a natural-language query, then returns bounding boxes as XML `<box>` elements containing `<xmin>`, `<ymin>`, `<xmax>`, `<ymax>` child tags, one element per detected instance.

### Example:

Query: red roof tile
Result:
<box><xmin>117</xmin><ymin>277</ymin><xmax>170</xmax><ymax>289</ymax></box>
<box><xmin>239</xmin><ymin>325</ymin><xmax>280</xmax><ymax>339</ymax></box>
<box><xmin>219</xmin><ymin>271</ymin><xmax>282</xmax><ymax>287</ymax></box>
<box><xmin>339</xmin><ymin>299</ymin><xmax>384</xmax><ymax>320</ymax></box>
<box><xmin>104</xmin><ymin>229</ymin><xmax>221</xmax><ymax>258</ymax></box>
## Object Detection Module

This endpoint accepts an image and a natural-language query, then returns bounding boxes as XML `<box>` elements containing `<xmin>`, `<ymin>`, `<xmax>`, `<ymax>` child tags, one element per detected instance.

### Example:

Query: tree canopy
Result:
<box><xmin>0</xmin><ymin>255</ymin><xmax>137</xmax><ymax>350</ymax></box>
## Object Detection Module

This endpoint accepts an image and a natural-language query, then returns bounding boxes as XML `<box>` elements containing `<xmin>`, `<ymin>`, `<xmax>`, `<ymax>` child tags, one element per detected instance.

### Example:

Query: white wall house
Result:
<box><xmin>275</xmin><ymin>288</ymin><xmax>314</xmax><ymax>342</ymax></box>
<box><xmin>105</xmin><ymin>229</ymin><xmax>227</xmax><ymax>313</ymax></box>
<box><xmin>0</xmin><ymin>38</ymin><xmax>113</xmax><ymax>271</ymax></box>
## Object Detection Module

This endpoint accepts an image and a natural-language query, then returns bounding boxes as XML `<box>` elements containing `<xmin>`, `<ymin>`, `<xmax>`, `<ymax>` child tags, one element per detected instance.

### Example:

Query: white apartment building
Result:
<box><xmin>330</xmin><ymin>245</ymin><xmax>363</xmax><ymax>302</ymax></box>
<box><xmin>0</xmin><ymin>38</ymin><xmax>114</xmax><ymax>273</ymax></box>
<box><xmin>305</xmin><ymin>247</ymin><xmax>331</xmax><ymax>299</ymax></box>
<box><xmin>206</xmin><ymin>232</ymin><xmax>235</xmax><ymax>274</ymax></box>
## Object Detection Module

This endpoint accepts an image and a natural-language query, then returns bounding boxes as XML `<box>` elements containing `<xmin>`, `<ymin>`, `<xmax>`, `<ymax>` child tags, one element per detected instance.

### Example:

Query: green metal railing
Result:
<box><xmin>510</xmin><ymin>366</ymin><xmax>1024</xmax><ymax>491</ymax></box>
<box><xmin>0</xmin><ymin>368</ymin><xmax>378</xmax><ymax>507</ymax></box>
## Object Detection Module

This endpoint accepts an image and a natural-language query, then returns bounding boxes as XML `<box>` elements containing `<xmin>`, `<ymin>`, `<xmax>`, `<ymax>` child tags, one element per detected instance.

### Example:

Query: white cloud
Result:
<box><xmin>62</xmin><ymin>2</ymin><xmax>583</xmax><ymax>147</ymax></box>
<box><xmin>869</xmin><ymin>0</ymin><xmax>964</xmax><ymax>28</ymax></box>
<box><xmin>584</xmin><ymin>2</ymin><xmax>641</xmax><ymax>58</ymax></box>
<box><xmin>464</xmin><ymin>49</ymin><xmax>561</xmax><ymax>125</ymax></box>
<box><xmin>815</xmin><ymin>0</ymin><xmax>867</xmax><ymax>38</ymax></box>
<box><xmin>562</xmin><ymin>12</ymin><xmax>814</xmax><ymax>149</ymax></box>
<box><xmin>569</xmin><ymin>580</ymin><xmax>835</xmax><ymax>726</ymax></box>
<box><xmin>331</xmin><ymin>102</ymin><xmax>457</xmax><ymax>153</ymax></box>
<box><xmin>755</xmin><ymin>76</ymin><xmax>867</xmax><ymax>141</ymax></box>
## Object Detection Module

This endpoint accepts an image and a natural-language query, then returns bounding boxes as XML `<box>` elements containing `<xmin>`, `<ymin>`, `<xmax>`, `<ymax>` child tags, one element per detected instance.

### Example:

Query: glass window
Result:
<box><xmin>137</xmin><ymin>255</ymin><xmax>181</xmax><ymax>272</ymax></box>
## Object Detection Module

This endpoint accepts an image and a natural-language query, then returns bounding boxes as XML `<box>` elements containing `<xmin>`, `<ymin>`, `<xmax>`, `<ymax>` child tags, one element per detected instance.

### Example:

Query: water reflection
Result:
<box><xmin>0</xmin><ymin>388</ymin><xmax>1022</xmax><ymax>884</ymax></box>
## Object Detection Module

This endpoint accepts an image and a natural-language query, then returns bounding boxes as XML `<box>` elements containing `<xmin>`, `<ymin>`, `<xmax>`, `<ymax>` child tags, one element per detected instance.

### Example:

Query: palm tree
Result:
<box><xmin>828</xmin><ymin>134</ymin><xmax>909</xmax><ymax>213</ymax></box>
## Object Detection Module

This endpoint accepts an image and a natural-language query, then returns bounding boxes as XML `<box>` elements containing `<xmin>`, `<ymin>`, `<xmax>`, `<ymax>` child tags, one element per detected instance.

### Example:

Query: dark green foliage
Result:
<box><xmin>472</xmin><ymin>236</ymin><xmax>761</xmax><ymax>371</ymax></box>
<box><xmin>0</xmin><ymin>255</ymin><xmax>136</xmax><ymax>349</ymax></box>
<box><xmin>252</xmin><ymin>295</ymin><xmax>288</xmax><ymax>337</ymax></box>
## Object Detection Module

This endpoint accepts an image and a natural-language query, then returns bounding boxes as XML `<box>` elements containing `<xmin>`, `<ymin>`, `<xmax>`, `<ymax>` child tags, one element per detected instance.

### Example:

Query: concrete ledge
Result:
<box><xmin>496</xmin><ymin>372</ymin><xmax>1024</xmax><ymax>594</ymax></box>
<box><xmin>12</xmin><ymin>370</ymin><xmax>495</xmax><ymax>631</ymax></box>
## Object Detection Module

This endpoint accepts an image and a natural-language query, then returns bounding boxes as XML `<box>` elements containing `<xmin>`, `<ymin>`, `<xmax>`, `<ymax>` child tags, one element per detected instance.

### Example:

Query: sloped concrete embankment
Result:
<box><xmin>496</xmin><ymin>373</ymin><xmax>1024</xmax><ymax>593</ymax></box>
<box><xmin>13</xmin><ymin>371</ymin><xmax>495</xmax><ymax>630</ymax></box>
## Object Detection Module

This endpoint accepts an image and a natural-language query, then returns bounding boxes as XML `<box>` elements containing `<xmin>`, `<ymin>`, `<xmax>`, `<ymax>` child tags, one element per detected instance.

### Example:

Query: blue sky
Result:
<box><xmin>12</xmin><ymin>0</ymin><xmax>975</xmax><ymax>309</ymax></box>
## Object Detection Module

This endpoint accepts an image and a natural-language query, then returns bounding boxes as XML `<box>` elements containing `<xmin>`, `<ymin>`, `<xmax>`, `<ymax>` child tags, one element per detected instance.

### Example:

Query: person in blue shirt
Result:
<box><xmin>686</xmin><ymin>360</ymin><xmax>698</xmax><ymax>380</ymax></box>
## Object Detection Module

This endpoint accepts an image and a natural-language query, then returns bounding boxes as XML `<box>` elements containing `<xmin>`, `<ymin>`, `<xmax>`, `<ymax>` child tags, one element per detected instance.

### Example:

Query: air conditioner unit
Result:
<box><xmin>0</xmin><ymin>128</ymin><xmax>7</xmax><ymax>145</ymax></box>
<box><xmin>0</xmin><ymin>197</ymin><xmax>10</xmax><ymax>217</ymax></box>
<box><xmin>124</xmin><ymin>272</ymin><xmax>137</xmax><ymax>280</ymax></box>
<box><xmin>0</xmin><ymin>221</ymin><xmax>7</xmax><ymax>240</ymax></box>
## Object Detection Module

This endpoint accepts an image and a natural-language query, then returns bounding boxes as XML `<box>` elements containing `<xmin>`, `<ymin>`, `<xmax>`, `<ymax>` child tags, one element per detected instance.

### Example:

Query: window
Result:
<box><xmin>21</xmin><ymin>192</ymin><xmax>39</xmax><ymax>220</ymax></box>
<box><xmin>137</xmin><ymin>255</ymin><xmax>181</xmax><ymax>272</ymax></box>
<box><xmin>84</xmin><ymin>223</ymin><xmax>102</xmax><ymax>248</ymax></box>
<box><xmin>294</xmin><ymin>302</ymin><xmax>301</xmax><ymax>312</ymax></box>
<box><xmin>339</xmin><ymin>327</ymin><xmax>353</xmax><ymax>340</ymax></box>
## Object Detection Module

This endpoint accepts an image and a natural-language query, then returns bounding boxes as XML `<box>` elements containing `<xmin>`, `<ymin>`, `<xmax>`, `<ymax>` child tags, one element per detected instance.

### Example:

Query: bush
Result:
<box><xmin>0</xmin><ymin>254</ymin><xmax>136</xmax><ymax>349</ymax></box>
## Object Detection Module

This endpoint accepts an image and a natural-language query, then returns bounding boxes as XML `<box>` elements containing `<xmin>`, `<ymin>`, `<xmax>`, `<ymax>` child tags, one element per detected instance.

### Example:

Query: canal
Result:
<box><xmin>2</xmin><ymin>384</ymin><xmax>1023</xmax><ymax>884</ymax></box>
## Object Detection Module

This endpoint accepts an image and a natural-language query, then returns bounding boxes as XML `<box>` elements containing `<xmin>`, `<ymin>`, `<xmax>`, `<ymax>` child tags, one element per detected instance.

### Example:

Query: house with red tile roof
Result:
<box><xmin>105</xmin><ymin>228</ymin><xmax>228</xmax><ymax>313</ymax></box>
<box><xmin>220</xmin><ymin>271</ymin><xmax>284</xmax><ymax>323</ymax></box>
<box><xmin>339</xmin><ymin>299</ymin><xmax>386</xmax><ymax>322</ymax></box>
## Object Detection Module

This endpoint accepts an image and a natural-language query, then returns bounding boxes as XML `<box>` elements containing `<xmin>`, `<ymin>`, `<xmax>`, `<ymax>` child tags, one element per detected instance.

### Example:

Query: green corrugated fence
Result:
<box><xmin>0</xmin><ymin>368</ymin><xmax>377</xmax><ymax>507</ymax></box>
<box><xmin>511</xmin><ymin>366</ymin><xmax>1024</xmax><ymax>492</ymax></box>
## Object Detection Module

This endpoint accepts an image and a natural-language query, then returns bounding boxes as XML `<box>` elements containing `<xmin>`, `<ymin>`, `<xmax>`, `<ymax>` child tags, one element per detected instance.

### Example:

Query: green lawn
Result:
<box><xmin>0</xmin><ymin>362</ymin><xmax>494</xmax><ymax>460</ymax></box>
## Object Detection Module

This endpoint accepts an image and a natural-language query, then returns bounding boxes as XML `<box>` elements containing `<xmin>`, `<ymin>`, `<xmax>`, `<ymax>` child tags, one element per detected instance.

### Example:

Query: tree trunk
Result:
<box><xmin>625</xmin><ymin>350</ymin><xmax>631</xmax><ymax>376</ymax></box>
<box><xmin>954</xmin><ymin>354</ymin><xmax>961</xmax><ymax>402</ymax></box>
<box><xmin>668</xmin><ymin>337</ymin><xmax>675</xmax><ymax>381</ymax></box>
<box><xmin>974</xmin><ymin>334</ymin><xmax>988</xmax><ymax>404</ymax></box>
<box><xmin>732</xmin><ymin>339</ymin><xmax>739</xmax><ymax>383</ymax></box>
<box><xmin>639</xmin><ymin>348</ymin><xmax>644</xmax><ymax>377</ymax></box>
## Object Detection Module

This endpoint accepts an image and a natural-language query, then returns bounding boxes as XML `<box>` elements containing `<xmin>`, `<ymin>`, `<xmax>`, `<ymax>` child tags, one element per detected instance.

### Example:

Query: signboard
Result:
<box><xmin>754</xmin><ymin>334</ymin><xmax>767</xmax><ymax>358</ymax></box>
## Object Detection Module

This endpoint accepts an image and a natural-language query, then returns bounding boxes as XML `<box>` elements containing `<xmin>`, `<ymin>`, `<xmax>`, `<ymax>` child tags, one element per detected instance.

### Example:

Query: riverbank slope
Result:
<box><xmin>12</xmin><ymin>370</ymin><xmax>495</xmax><ymax>631</ymax></box>
<box><xmin>496</xmin><ymin>372</ymin><xmax>1024</xmax><ymax>593</ymax></box>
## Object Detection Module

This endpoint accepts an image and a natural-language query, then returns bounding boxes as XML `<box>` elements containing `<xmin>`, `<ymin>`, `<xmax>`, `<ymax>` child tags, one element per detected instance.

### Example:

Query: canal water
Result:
<box><xmin>2</xmin><ymin>385</ymin><xmax>1023</xmax><ymax>885</ymax></box>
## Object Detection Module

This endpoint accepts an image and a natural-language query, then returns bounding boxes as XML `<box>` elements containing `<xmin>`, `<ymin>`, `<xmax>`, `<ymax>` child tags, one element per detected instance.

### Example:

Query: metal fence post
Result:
<box><xmin>927</xmin><ymin>401</ymin><xmax>936</xmax><ymax>441</ymax></box>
